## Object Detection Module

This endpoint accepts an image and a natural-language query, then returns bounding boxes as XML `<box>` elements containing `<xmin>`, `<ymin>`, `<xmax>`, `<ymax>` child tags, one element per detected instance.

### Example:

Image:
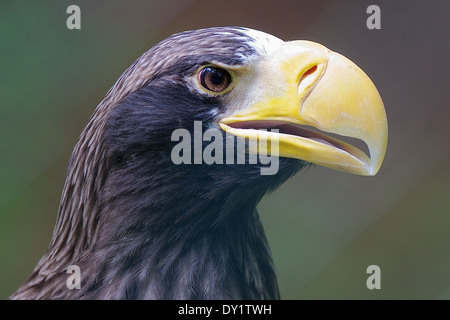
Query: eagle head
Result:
<box><xmin>11</xmin><ymin>27</ymin><xmax>387</xmax><ymax>300</ymax></box>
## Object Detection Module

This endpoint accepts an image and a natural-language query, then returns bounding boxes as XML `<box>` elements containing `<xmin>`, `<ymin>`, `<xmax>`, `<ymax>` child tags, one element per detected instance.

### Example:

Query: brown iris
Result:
<box><xmin>198</xmin><ymin>67</ymin><xmax>231</xmax><ymax>93</ymax></box>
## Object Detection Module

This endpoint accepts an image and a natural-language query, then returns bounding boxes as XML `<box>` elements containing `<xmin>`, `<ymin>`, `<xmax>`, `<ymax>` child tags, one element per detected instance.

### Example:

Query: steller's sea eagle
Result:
<box><xmin>10</xmin><ymin>27</ymin><xmax>387</xmax><ymax>300</ymax></box>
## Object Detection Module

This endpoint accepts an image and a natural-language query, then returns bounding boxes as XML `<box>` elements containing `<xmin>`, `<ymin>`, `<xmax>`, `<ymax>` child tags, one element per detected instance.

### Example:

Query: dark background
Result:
<box><xmin>1</xmin><ymin>0</ymin><xmax>449</xmax><ymax>299</ymax></box>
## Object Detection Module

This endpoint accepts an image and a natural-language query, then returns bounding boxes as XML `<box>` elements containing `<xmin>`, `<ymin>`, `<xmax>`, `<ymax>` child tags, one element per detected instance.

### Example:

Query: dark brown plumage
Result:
<box><xmin>11</xmin><ymin>27</ymin><xmax>304</xmax><ymax>299</ymax></box>
<box><xmin>11</xmin><ymin>26</ymin><xmax>387</xmax><ymax>300</ymax></box>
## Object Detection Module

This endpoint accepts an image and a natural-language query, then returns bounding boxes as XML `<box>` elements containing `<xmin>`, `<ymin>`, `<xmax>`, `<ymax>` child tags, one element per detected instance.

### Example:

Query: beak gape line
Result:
<box><xmin>171</xmin><ymin>121</ymin><xmax>280</xmax><ymax>175</ymax></box>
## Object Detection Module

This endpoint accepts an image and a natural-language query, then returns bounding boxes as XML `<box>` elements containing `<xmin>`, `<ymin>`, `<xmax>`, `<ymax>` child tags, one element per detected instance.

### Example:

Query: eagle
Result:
<box><xmin>10</xmin><ymin>27</ymin><xmax>387</xmax><ymax>300</ymax></box>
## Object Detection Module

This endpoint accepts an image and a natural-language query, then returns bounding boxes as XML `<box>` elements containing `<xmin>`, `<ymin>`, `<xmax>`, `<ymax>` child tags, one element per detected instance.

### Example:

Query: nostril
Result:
<box><xmin>301</xmin><ymin>65</ymin><xmax>318</xmax><ymax>81</ymax></box>
<box><xmin>298</xmin><ymin>65</ymin><xmax>318</xmax><ymax>96</ymax></box>
<box><xmin>298</xmin><ymin>66</ymin><xmax>317</xmax><ymax>86</ymax></box>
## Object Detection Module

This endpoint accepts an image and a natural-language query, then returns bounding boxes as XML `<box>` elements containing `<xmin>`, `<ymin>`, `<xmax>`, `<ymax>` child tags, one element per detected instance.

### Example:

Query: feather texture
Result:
<box><xmin>11</xmin><ymin>27</ymin><xmax>306</xmax><ymax>300</ymax></box>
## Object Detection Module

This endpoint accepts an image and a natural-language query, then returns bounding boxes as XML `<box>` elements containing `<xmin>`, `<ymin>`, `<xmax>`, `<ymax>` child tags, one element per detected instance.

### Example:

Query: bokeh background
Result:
<box><xmin>1</xmin><ymin>0</ymin><xmax>449</xmax><ymax>299</ymax></box>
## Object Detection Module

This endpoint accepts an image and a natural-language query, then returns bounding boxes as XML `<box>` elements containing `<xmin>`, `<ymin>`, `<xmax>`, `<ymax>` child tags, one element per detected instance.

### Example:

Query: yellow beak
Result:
<box><xmin>219</xmin><ymin>41</ymin><xmax>388</xmax><ymax>175</ymax></box>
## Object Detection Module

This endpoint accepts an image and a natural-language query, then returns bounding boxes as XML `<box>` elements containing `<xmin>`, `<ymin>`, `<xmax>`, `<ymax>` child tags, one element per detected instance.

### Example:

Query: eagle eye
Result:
<box><xmin>198</xmin><ymin>67</ymin><xmax>231</xmax><ymax>93</ymax></box>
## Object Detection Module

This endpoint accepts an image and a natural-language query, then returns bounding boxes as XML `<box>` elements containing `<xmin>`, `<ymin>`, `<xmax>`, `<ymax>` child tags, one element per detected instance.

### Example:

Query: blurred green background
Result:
<box><xmin>1</xmin><ymin>0</ymin><xmax>449</xmax><ymax>299</ymax></box>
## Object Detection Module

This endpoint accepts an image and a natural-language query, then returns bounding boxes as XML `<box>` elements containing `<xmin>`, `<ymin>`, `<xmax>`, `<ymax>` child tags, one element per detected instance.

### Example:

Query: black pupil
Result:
<box><xmin>200</xmin><ymin>67</ymin><xmax>230</xmax><ymax>92</ymax></box>
<box><xmin>209</xmin><ymin>68</ymin><xmax>224</xmax><ymax>85</ymax></box>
